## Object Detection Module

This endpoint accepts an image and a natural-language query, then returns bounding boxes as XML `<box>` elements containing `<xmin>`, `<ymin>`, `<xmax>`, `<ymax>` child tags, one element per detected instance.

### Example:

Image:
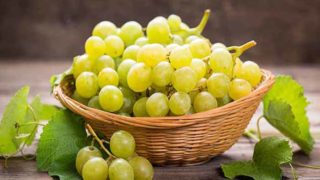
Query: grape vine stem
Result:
<box><xmin>256</xmin><ymin>115</ymin><xmax>264</xmax><ymax>140</ymax></box>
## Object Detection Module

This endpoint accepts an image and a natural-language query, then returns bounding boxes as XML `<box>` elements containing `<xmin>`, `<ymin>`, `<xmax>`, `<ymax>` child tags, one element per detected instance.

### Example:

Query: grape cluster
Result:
<box><xmin>71</xmin><ymin>9</ymin><xmax>262</xmax><ymax>117</ymax></box>
<box><xmin>76</xmin><ymin>130</ymin><xmax>154</xmax><ymax>180</ymax></box>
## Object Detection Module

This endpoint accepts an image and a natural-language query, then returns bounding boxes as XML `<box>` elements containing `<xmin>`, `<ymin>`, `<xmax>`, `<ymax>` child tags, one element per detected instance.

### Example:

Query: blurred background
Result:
<box><xmin>0</xmin><ymin>0</ymin><xmax>320</xmax><ymax>64</ymax></box>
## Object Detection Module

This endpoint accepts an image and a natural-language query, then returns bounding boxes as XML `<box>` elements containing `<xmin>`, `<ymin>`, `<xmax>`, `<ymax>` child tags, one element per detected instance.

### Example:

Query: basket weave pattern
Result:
<box><xmin>54</xmin><ymin>70</ymin><xmax>274</xmax><ymax>166</ymax></box>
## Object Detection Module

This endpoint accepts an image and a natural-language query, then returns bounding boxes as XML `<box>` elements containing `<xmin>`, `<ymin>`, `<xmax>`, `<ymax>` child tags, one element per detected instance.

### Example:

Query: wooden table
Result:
<box><xmin>0</xmin><ymin>60</ymin><xmax>319</xmax><ymax>179</ymax></box>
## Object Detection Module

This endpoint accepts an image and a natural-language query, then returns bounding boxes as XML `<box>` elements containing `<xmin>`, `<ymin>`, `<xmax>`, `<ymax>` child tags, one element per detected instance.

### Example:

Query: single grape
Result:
<box><xmin>211</xmin><ymin>42</ymin><xmax>226</xmax><ymax>51</ymax></box>
<box><xmin>207</xmin><ymin>73</ymin><xmax>231</xmax><ymax>98</ymax></box>
<box><xmin>93</xmin><ymin>55</ymin><xmax>115</xmax><ymax>74</ymax></box>
<box><xmin>99</xmin><ymin>85</ymin><xmax>124</xmax><ymax>112</ymax></box>
<box><xmin>135</xmin><ymin>36</ymin><xmax>148</xmax><ymax>46</ymax></box>
<box><xmin>146</xmin><ymin>93</ymin><xmax>169</xmax><ymax>117</ymax></box>
<box><xmin>117</xmin><ymin>59</ymin><xmax>136</xmax><ymax>87</ymax></box>
<box><xmin>217</xmin><ymin>95</ymin><xmax>232</xmax><ymax>107</ymax></box>
<box><xmin>133</xmin><ymin>97</ymin><xmax>149</xmax><ymax>117</ymax></box>
<box><xmin>172</xmin><ymin>34</ymin><xmax>183</xmax><ymax>45</ymax></box>
<box><xmin>172</xmin><ymin>67</ymin><xmax>197</xmax><ymax>93</ymax></box>
<box><xmin>92</xmin><ymin>21</ymin><xmax>117</xmax><ymax>39</ymax></box>
<box><xmin>119</xmin><ymin>21</ymin><xmax>144</xmax><ymax>46</ymax></box>
<box><xmin>233</xmin><ymin>58</ymin><xmax>243</xmax><ymax>78</ymax></box>
<box><xmin>129</xmin><ymin>156</ymin><xmax>154</xmax><ymax>180</ymax></box>
<box><xmin>167</xmin><ymin>14</ymin><xmax>182</xmax><ymax>32</ymax></box>
<box><xmin>98</xmin><ymin>67</ymin><xmax>119</xmax><ymax>87</ymax></box>
<box><xmin>127</xmin><ymin>63</ymin><xmax>152</xmax><ymax>92</ymax></box>
<box><xmin>119</xmin><ymin>86</ymin><xmax>136</xmax><ymax>114</ymax></box>
<box><xmin>147</xmin><ymin>17</ymin><xmax>171</xmax><ymax>44</ymax></box>
<box><xmin>76</xmin><ymin>72</ymin><xmax>99</xmax><ymax>98</ymax></box>
<box><xmin>169</xmin><ymin>45</ymin><xmax>193</xmax><ymax>69</ymax></box>
<box><xmin>72</xmin><ymin>90</ymin><xmax>89</xmax><ymax>105</ymax></box>
<box><xmin>209</xmin><ymin>48</ymin><xmax>234</xmax><ymax>78</ymax></box>
<box><xmin>73</xmin><ymin>54</ymin><xmax>94</xmax><ymax>78</ymax></box>
<box><xmin>189</xmin><ymin>38</ymin><xmax>211</xmax><ymax>58</ymax></box>
<box><xmin>185</xmin><ymin>35</ymin><xmax>200</xmax><ymax>44</ymax></box>
<box><xmin>85</xmin><ymin>36</ymin><xmax>106</xmax><ymax>57</ymax></box>
<box><xmin>104</xmin><ymin>35</ymin><xmax>125</xmax><ymax>58</ymax></box>
<box><xmin>151</xmin><ymin>61</ymin><xmax>174</xmax><ymax>87</ymax></box>
<box><xmin>229</xmin><ymin>78</ymin><xmax>252</xmax><ymax>100</ymax></box>
<box><xmin>137</xmin><ymin>43</ymin><xmax>167</xmax><ymax>67</ymax></box>
<box><xmin>76</xmin><ymin>146</ymin><xmax>102</xmax><ymax>175</ymax></box>
<box><xmin>196</xmin><ymin>77</ymin><xmax>207</xmax><ymax>89</ymax></box>
<box><xmin>189</xmin><ymin>58</ymin><xmax>207</xmax><ymax>80</ymax></box>
<box><xmin>109</xmin><ymin>158</ymin><xmax>134</xmax><ymax>180</ymax></box>
<box><xmin>82</xmin><ymin>157</ymin><xmax>108</xmax><ymax>180</ymax></box>
<box><xmin>110</xmin><ymin>130</ymin><xmax>136</xmax><ymax>158</ymax></box>
<box><xmin>166</xmin><ymin>43</ymin><xmax>179</xmax><ymax>52</ymax></box>
<box><xmin>169</xmin><ymin>92</ymin><xmax>191</xmax><ymax>115</ymax></box>
<box><xmin>87</xmin><ymin>96</ymin><xmax>102</xmax><ymax>110</ymax></box>
<box><xmin>235</xmin><ymin>61</ymin><xmax>262</xmax><ymax>87</ymax></box>
<box><xmin>193</xmin><ymin>91</ymin><xmax>218</xmax><ymax>112</ymax></box>
<box><xmin>123</xmin><ymin>45</ymin><xmax>140</xmax><ymax>61</ymax></box>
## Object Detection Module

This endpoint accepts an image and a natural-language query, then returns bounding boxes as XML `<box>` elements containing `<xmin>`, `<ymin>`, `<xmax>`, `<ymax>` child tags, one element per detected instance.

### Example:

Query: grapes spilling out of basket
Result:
<box><xmin>69</xmin><ymin>9</ymin><xmax>262</xmax><ymax>117</ymax></box>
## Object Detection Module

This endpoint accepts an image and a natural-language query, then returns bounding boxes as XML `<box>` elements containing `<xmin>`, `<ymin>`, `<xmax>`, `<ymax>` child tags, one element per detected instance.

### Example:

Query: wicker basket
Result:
<box><xmin>54</xmin><ymin>70</ymin><xmax>274</xmax><ymax>166</ymax></box>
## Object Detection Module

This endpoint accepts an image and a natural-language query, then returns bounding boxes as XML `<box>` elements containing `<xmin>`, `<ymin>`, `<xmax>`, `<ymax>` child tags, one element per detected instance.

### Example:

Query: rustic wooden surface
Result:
<box><xmin>0</xmin><ymin>60</ymin><xmax>319</xmax><ymax>179</ymax></box>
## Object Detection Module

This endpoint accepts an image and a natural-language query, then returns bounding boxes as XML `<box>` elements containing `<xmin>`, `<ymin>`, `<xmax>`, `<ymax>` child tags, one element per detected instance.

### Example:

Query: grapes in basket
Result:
<box><xmin>69</xmin><ymin>9</ymin><xmax>262</xmax><ymax>117</ymax></box>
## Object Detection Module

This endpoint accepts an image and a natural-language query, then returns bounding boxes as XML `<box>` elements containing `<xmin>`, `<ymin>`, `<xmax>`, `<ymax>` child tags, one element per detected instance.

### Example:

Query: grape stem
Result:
<box><xmin>292</xmin><ymin>162</ymin><xmax>320</xmax><ymax>169</ymax></box>
<box><xmin>289</xmin><ymin>163</ymin><xmax>298</xmax><ymax>180</ymax></box>
<box><xmin>85</xmin><ymin>124</ymin><xmax>116</xmax><ymax>158</ymax></box>
<box><xmin>192</xmin><ymin>9</ymin><xmax>211</xmax><ymax>35</ymax></box>
<box><xmin>228</xmin><ymin>40</ymin><xmax>257</xmax><ymax>58</ymax></box>
<box><xmin>243</xmin><ymin>130</ymin><xmax>260</xmax><ymax>142</ymax></box>
<box><xmin>256</xmin><ymin>115</ymin><xmax>264</xmax><ymax>140</ymax></box>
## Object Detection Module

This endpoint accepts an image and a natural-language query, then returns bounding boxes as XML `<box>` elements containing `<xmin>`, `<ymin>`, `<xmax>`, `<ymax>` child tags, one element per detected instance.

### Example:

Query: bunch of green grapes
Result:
<box><xmin>69</xmin><ymin>9</ymin><xmax>263</xmax><ymax>117</ymax></box>
<box><xmin>76</xmin><ymin>130</ymin><xmax>154</xmax><ymax>180</ymax></box>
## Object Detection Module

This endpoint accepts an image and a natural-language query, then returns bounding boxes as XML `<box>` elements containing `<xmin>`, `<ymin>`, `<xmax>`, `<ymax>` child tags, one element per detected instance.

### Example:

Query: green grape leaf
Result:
<box><xmin>222</xmin><ymin>137</ymin><xmax>292</xmax><ymax>180</ymax></box>
<box><xmin>263</xmin><ymin>75</ymin><xmax>314</xmax><ymax>154</ymax></box>
<box><xmin>50</xmin><ymin>67</ymin><xmax>72</xmax><ymax>90</ymax></box>
<box><xmin>36</xmin><ymin>109</ymin><xmax>87</xmax><ymax>180</ymax></box>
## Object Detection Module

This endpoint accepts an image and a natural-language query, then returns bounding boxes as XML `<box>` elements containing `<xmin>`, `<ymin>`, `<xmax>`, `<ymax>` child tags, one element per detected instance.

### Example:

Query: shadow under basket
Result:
<box><xmin>54</xmin><ymin>69</ymin><xmax>275</xmax><ymax>166</ymax></box>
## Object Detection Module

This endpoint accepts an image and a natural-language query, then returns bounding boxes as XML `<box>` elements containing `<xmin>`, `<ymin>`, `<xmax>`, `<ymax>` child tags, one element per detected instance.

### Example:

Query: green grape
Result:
<box><xmin>209</xmin><ymin>48</ymin><xmax>234</xmax><ymax>78</ymax></box>
<box><xmin>169</xmin><ymin>92</ymin><xmax>191</xmax><ymax>115</ymax></box>
<box><xmin>87</xmin><ymin>96</ymin><xmax>102</xmax><ymax>110</ymax></box>
<box><xmin>137</xmin><ymin>43</ymin><xmax>167</xmax><ymax>67</ymax></box>
<box><xmin>166</xmin><ymin>43</ymin><xmax>179</xmax><ymax>52</ymax></box>
<box><xmin>127</xmin><ymin>63</ymin><xmax>152</xmax><ymax>92</ymax></box>
<box><xmin>135</xmin><ymin>37</ymin><xmax>148</xmax><ymax>46</ymax></box>
<box><xmin>73</xmin><ymin>54</ymin><xmax>94</xmax><ymax>78</ymax></box>
<box><xmin>146</xmin><ymin>17</ymin><xmax>171</xmax><ymax>44</ymax></box>
<box><xmin>151</xmin><ymin>61</ymin><xmax>174</xmax><ymax>87</ymax></box>
<box><xmin>119</xmin><ymin>86</ymin><xmax>136</xmax><ymax>114</ymax></box>
<box><xmin>85</xmin><ymin>36</ymin><xmax>106</xmax><ymax>57</ymax></box>
<box><xmin>211</xmin><ymin>42</ymin><xmax>226</xmax><ymax>51</ymax></box>
<box><xmin>169</xmin><ymin>45</ymin><xmax>192</xmax><ymax>69</ymax></box>
<box><xmin>133</xmin><ymin>97</ymin><xmax>148</xmax><ymax>117</ymax></box>
<box><xmin>76</xmin><ymin>72</ymin><xmax>99</xmax><ymax>98</ymax></box>
<box><xmin>98</xmin><ymin>67</ymin><xmax>119</xmax><ymax>87</ymax></box>
<box><xmin>185</xmin><ymin>35</ymin><xmax>200</xmax><ymax>44</ymax></box>
<box><xmin>129</xmin><ymin>156</ymin><xmax>154</xmax><ymax>180</ymax></box>
<box><xmin>104</xmin><ymin>35</ymin><xmax>125</xmax><ymax>57</ymax></box>
<box><xmin>72</xmin><ymin>90</ymin><xmax>89</xmax><ymax>105</ymax></box>
<box><xmin>189</xmin><ymin>38</ymin><xmax>211</xmax><ymax>58</ymax></box>
<box><xmin>196</xmin><ymin>77</ymin><xmax>207</xmax><ymax>89</ymax></box>
<box><xmin>235</xmin><ymin>61</ymin><xmax>262</xmax><ymax>87</ymax></box>
<box><xmin>229</xmin><ymin>78</ymin><xmax>252</xmax><ymax>100</ymax></box>
<box><xmin>110</xmin><ymin>130</ymin><xmax>136</xmax><ymax>158</ymax></box>
<box><xmin>99</xmin><ymin>85</ymin><xmax>124</xmax><ymax>112</ymax></box>
<box><xmin>207</xmin><ymin>73</ymin><xmax>230</xmax><ymax>98</ymax></box>
<box><xmin>168</xmin><ymin>14</ymin><xmax>182</xmax><ymax>32</ymax></box>
<box><xmin>217</xmin><ymin>95</ymin><xmax>232</xmax><ymax>107</ymax></box>
<box><xmin>119</xmin><ymin>21</ymin><xmax>144</xmax><ymax>46</ymax></box>
<box><xmin>172</xmin><ymin>67</ymin><xmax>197</xmax><ymax>93</ymax></box>
<box><xmin>123</xmin><ymin>45</ymin><xmax>140</xmax><ymax>60</ymax></box>
<box><xmin>93</xmin><ymin>55</ymin><xmax>115</xmax><ymax>74</ymax></box>
<box><xmin>193</xmin><ymin>91</ymin><xmax>218</xmax><ymax>112</ymax></box>
<box><xmin>189</xmin><ymin>58</ymin><xmax>207</xmax><ymax>80</ymax></box>
<box><xmin>117</xmin><ymin>59</ymin><xmax>136</xmax><ymax>87</ymax></box>
<box><xmin>109</xmin><ymin>158</ymin><xmax>134</xmax><ymax>180</ymax></box>
<box><xmin>146</xmin><ymin>93</ymin><xmax>169</xmax><ymax>117</ymax></box>
<box><xmin>233</xmin><ymin>58</ymin><xmax>243</xmax><ymax>78</ymax></box>
<box><xmin>92</xmin><ymin>21</ymin><xmax>117</xmax><ymax>39</ymax></box>
<box><xmin>82</xmin><ymin>157</ymin><xmax>108</xmax><ymax>180</ymax></box>
<box><xmin>76</xmin><ymin>146</ymin><xmax>102</xmax><ymax>175</ymax></box>
<box><xmin>172</xmin><ymin>34</ymin><xmax>183</xmax><ymax>45</ymax></box>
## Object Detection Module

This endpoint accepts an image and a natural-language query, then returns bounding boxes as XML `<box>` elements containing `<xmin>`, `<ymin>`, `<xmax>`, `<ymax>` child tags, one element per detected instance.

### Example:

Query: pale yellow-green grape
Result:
<box><xmin>189</xmin><ymin>38</ymin><xmax>211</xmax><ymax>58</ymax></box>
<box><xmin>122</xmin><ymin>45</ymin><xmax>140</xmax><ymax>61</ymax></box>
<box><xmin>109</xmin><ymin>158</ymin><xmax>134</xmax><ymax>180</ymax></box>
<box><xmin>119</xmin><ymin>86</ymin><xmax>136</xmax><ymax>114</ymax></box>
<box><xmin>76</xmin><ymin>72</ymin><xmax>99</xmax><ymax>98</ymax></box>
<box><xmin>98</xmin><ymin>67</ymin><xmax>119</xmax><ymax>87</ymax></box>
<box><xmin>117</xmin><ymin>59</ymin><xmax>136</xmax><ymax>87</ymax></box>
<box><xmin>99</xmin><ymin>85</ymin><xmax>124</xmax><ymax>112</ymax></box>
<box><xmin>87</xmin><ymin>96</ymin><xmax>102</xmax><ymax>110</ymax></box>
<box><xmin>93</xmin><ymin>55</ymin><xmax>115</xmax><ymax>74</ymax></box>
<box><xmin>151</xmin><ymin>61</ymin><xmax>174</xmax><ymax>87</ymax></box>
<box><xmin>196</xmin><ymin>77</ymin><xmax>207</xmax><ymax>89</ymax></box>
<box><xmin>127</xmin><ymin>63</ymin><xmax>152</xmax><ymax>92</ymax></box>
<box><xmin>167</xmin><ymin>14</ymin><xmax>182</xmax><ymax>32</ymax></box>
<box><xmin>146</xmin><ymin>16</ymin><xmax>171</xmax><ymax>44</ymax></box>
<box><xmin>73</xmin><ymin>54</ymin><xmax>94</xmax><ymax>78</ymax></box>
<box><xmin>110</xmin><ymin>130</ymin><xmax>136</xmax><ymax>158</ymax></box>
<box><xmin>189</xmin><ymin>58</ymin><xmax>207</xmax><ymax>80</ymax></box>
<box><xmin>172</xmin><ymin>34</ymin><xmax>183</xmax><ymax>45</ymax></box>
<box><xmin>185</xmin><ymin>35</ymin><xmax>200</xmax><ymax>44</ymax></box>
<box><xmin>235</xmin><ymin>61</ymin><xmax>262</xmax><ymax>87</ymax></box>
<box><xmin>172</xmin><ymin>67</ymin><xmax>197</xmax><ymax>92</ymax></box>
<box><xmin>209</xmin><ymin>48</ymin><xmax>234</xmax><ymax>78</ymax></box>
<box><xmin>146</xmin><ymin>93</ymin><xmax>169</xmax><ymax>117</ymax></box>
<box><xmin>169</xmin><ymin>92</ymin><xmax>191</xmax><ymax>115</ymax></box>
<box><xmin>211</xmin><ymin>42</ymin><xmax>226</xmax><ymax>51</ymax></box>
<box><xmin>72</xmin><ymin>91</ymin><xmax>89</xmax><ymax>105</ymax></box>
<box><xmin>137</xmin><ymin>43</ymin><xmax>167</xmax><ymax>67</ymax></box>
<box><xmin>207</xmin><ymin>73</ymin><xmax>230</xmax><ymax>98</ymax></box>
<box><xmin>217</xmin><ymin>95</ymin><xmax>232</xmax><ymax>107</ymax></box>
<box><xmin>104</xmin><ymin>35</ymin><xmax>125</xmax><ymax>57</ymax></box>
<box><xmin>166</xmin><ymin>43</ymin><xmax>179</xmax><ymax>52</ymax></box>
<box><xmin>82</xmin><ymin>157</ymin><xmax>108</xmax><ymax>180</ymax></box>
<box><xmin>169</xmin><ymin>45</ymin><xmax>192</xmax><ymax>69</ymax></box>
<box><xmin>228</xmin><ymin>78</ymin><xmax>252</xmax><ymax>100</ymax></box>
<box><xmin>85</xmin><ymin>36</ymin><xmax>106</xmax><ymax>57</ymax></box>
<box><xmin>92</xmin><ymin>21</ymin><xmax>117</xmax><ymax>39</ymax></box>
<box><xmin>129</xmin><ymin>156</ymin><xmax>154</xmax><ymax>180</ymax></box>
<box><xmin>133</xmin><ymin>97</ymin><xmax>148</xmax><ymax>117</ymax></box>
<box><xmin>76</xmin><ymin>146</ymin><xmax>102</xmax><ymax>175</ymax></box>
<box><xmin>193</xmin><ymin>91</ymin><xmax>217</xmax><ymax>112</ymax></box>
<box><xmin>233</xmin><ymin>58</ymin><xmax>243</xmax><ymax>78</ymax></box>
<box><xmin>135</xmin><ymin>36</ymin><xmax>148</xmax><ymax>46</ymax></box>
<box><xmin>119</xmin><ymin>21</ymin><xmax>144</xmax><ymax>46</ymax></box>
